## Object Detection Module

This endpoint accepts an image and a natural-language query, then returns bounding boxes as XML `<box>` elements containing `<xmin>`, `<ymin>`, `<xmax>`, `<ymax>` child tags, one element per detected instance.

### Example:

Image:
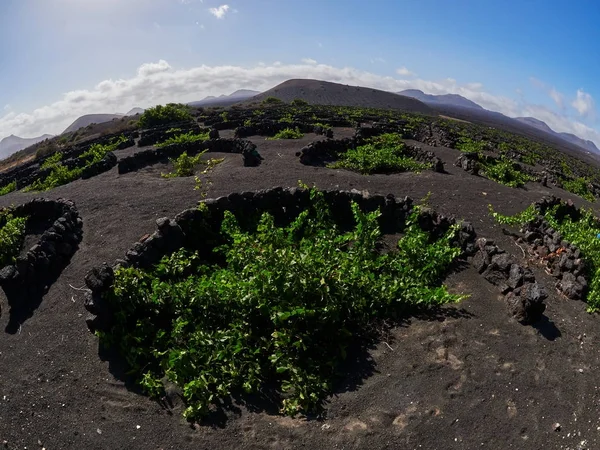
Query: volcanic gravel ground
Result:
<box><xmin>0</xmin><ymin>129</ymin><xmax>598</xmax><ymax>449</ymax></box>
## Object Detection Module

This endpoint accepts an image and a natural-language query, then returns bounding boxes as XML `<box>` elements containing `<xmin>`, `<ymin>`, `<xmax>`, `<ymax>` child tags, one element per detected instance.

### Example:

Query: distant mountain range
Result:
<box><xmin>400</xmin><ymin>89</ymin><xmax>600</xmax><ymax>155</ymax></box>
<box><xmin>514</xmin><ymin>117</ymin><xmax>600</xmax><ymax>154</ymax></box>
<box><xmin>188</xmin><ymin>89</ymin><xmax>261</xmax><ymax>107</ymax></box>
<box><xmin>398</xmin><ymin>89</ymin><xmax>484</xmax><ymax>110</ymax></box>
<box><xmin>2</xmin><ymin>80</ymin><xmax>599</xmax><ymax>163</ymax></box>
<box><xmin>0</xmin><ymin>134</ymin><xmax>54</xmax><ymax>159</ymax></box>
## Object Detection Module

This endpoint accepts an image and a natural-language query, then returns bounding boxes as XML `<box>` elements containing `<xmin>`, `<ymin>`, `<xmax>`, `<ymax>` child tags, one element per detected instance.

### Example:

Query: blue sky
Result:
<box><xmin>1</xmin><ymin>0</ymin><xmax>599</xmax><ymax>144</ymax></box>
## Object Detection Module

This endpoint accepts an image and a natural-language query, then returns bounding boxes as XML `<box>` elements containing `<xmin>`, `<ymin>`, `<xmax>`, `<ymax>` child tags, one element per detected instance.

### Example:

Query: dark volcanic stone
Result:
<box><xmin>559</xmin><ymin>272</ymin><xmax>585</xmax><ymax>300</ymax></box>
<box><xmin>507</xmin><ymin>264</ymin><xmax>524</xmax><ymax>289</ymax></box>
<box><xmin>491</xmin><ymin>253</ymin><xmax>512</xmax><ymax>273</ymax></box>
<box><xmin>506</xmin><ymin>282</ymin><xmax>547</xmax><ymax>324</ymax></box>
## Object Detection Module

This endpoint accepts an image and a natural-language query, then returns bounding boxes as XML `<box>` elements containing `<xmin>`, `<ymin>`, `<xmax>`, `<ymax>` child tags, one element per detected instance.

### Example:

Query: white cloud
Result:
<box><xmin>530</xmin><ymin>77</ymin><xmax>566</xmax><ymax>109</ymax></box>
<box><xmin>549</xmin><ymin>87</ymin><xmax>564</xmax><ymax>109</ymax></box>
<box><xmin>396</xmin><ymin>67</ymin><xmax>416</xmax><ymax>77</ymax></box>
<box><xmin>572</xmin><ymin>89</ymin><xmax>595</xmax><ymax>118</ymax></box>
<box><xmin>370</xmin><ymin>57</ymin><xmax>386</xmax><ymax>64</ymax></box>
<box><xmin>301</xmin><ymin>58</ymin><xmax>317</xmax><ymax>65</ymax></box>
<box><xmin>209</xmin><ymin>4</ymin><xmax>229</xmax><ymax>18</ymax></box>
<box><xmin>137</xmin><ymin>59</ymin><xmax>171</xmax><ymax>77</ymax></box>
<box><xmin>3</xmin><ymin>105</ymin><xmax>11</xmax><ymax>111</ymax></box>
<box><xmin>2</xmin><ymin>59</ymin><xmax>600</xmax><ymax>147</ymax></box>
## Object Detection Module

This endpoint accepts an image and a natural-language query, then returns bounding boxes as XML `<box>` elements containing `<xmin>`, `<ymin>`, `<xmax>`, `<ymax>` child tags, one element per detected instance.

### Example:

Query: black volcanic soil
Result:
<box><xmin>1</xmin><ymin>129</ymin><xmax>599</xmax><ymax>450</ymax></box>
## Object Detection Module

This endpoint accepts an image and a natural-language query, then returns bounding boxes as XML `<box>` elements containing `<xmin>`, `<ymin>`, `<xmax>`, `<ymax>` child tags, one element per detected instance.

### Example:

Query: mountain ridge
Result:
<box><xmin>0</xmin><ymin>134</ymin><xmax>54</xmax><ymax>159</ymax></box>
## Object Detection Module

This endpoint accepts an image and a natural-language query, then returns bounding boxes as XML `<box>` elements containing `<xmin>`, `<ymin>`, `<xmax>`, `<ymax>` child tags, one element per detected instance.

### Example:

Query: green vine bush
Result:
<box><xmin>482</xmin><ymin>157</ymin><xmax>532</xmax><ymax>188</ymax></box>
<box><xmin>99</xmin><ymin>190</ymin><xmax>465</xmax><ymax>420</ymax></box>
<box><xmin>25</xmin><ymin>136</ymin><xmax>126</xmax><ymax>192</ymax></box>
<box><xmin>138</xmin><ymin>104</ymin><xmax>193</xmax><ymax>129</ymax></box>
<box><xmin>0</xmin><ymin>212</ymin><xmax>27</xmax><ymax>267</ymax></box>
<box><xmin>562</xmin><ymin>177</ymin><xmax>595</xmax><ymax>202</ymax></box>
<box><xmin>329</xmin><ymin>133</ymin><xmax>430</xmax><ymax>174</ymax></box>
<box><xmin>268</xmin><ymin>127</ymin><xmax>304</xmax><ymax>140</ymax></box>
<box><xmin>156</xmin><ymin>131</ymin><xmax>210</xmax><ymax>148</ymax></box>
<box><xmin>0</xmin><ymin>181</ymin><xmax>17</xmax><ymax>197</ymax></box>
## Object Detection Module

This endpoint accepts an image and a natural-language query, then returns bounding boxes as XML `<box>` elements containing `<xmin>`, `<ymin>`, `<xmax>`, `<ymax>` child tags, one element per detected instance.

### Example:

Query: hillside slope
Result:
<box><xmin>399</xmin><ymin>89</ymin><xmax>484</xmax><ymax>110</ymax></box>
<box><xmin>188</xmin><ymin>89</ymin><xmax>260</xmax><ymax>107</ymax></box>
<box><xmin>0</xmin><ymin>134</ymin><xmax>54</xmax><ymax>159</ymax></box>
<box><xmin>63</xmin><ymin>114</ymin><xmax>124</xmax><ymax>134</ymax></box>
<box><xmin>246</xmin><ymin>79</ymin><xmax>434</xmax><ymax>114</ymax></box>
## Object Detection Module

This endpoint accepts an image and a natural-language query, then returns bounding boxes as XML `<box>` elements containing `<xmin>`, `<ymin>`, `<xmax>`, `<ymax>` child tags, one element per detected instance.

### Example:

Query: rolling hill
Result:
<box><xmin>515</xmin><ymin>117</ymin><xmax>600</xmax><ymax>154</ymax></box>
<box><xmin>399</xmin><ymin>89</ymin><xmax>484</xmax><ymax>110</ymax></box>
<box><xmin>245</xmin><ymin>79</ymin><xmax>434</xmax><ymax>114</ymax></box>
<box><xmin>62</xmin><ymin>114</ymin><xmax>124</xmax><ymax>134</ymax></box>
<box><xmin>188</xmin><ymin>89</ymin><xmax>260</xmax><ymax>107</ymax></box>
<box><xmin>0</xmin><ymin>134</ymin><xmax>54</xmax><ymax>159</ymax></box>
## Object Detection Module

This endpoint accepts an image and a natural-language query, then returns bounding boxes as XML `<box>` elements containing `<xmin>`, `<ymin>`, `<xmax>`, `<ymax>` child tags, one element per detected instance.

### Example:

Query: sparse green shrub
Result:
<box><xmin>0</xmin><ymin>212</ymin><xmax>27</xmax><ymax>267</ymax></box>
<box><xmin>220</xmin><ymin>112</ymin><xmax>229</xmax><ymax>122</ymax></box>
<box><xmin>156</xmin><ymin>131</ymin><xmax>210</xmax><ymax>148</ymax></box>
<box><xmin>0</xmin><ymin>181</ymin><xmax>16</xmax><ymax>197</ymax></box>
<box><xmin>25</xmin><ymin>165</ymin><xmax>83</xmax><ymax>192</ymax></box>
<box><xmin>262</xmin><ymin>96</ymin><xmax>283</xmax><ymax>105</ymax></box>
<box><xmin>329</xmin><ymin>133</ymin><xmax>430</xmax><ymax>174</ymax></box>
<box><xmin>278</xmin><ymin>114</ymin><xmax>294</xmax><ymax>124</ymax></box>
<box><xmin>482</xmin><ymin>157</ymin><xmax>532</xmax><ymax>188</ymax></box>
<box><xmin>291</xmin><ymin>98</ymin><xmax>309</xmax><ymax>106</ymax></box>
<box><xmin>268</xmin><ymin>127</ymin><xmax>304</xmax><ymax>140</ymax></box>
<box><xmin>138</xmin><ymin>104</ymin><xmax>193</xmax><ymax>129</ymax></box>
<box><xmin>162</xmin><ymin>151</ymin><xmax>205</xmax><ymax>178</ymax></box>
<box><xmin>79</xmin><ymin>136</ymin><xmax>127</xmax><ymax>165</ymax></box>
<box><xmin>243</xmin><ymin>119</ymin><xmax>252</xmax><ymax>127</ymax></box>
<box><xmin>562</xmin><ymin>177</ymin><xmax>595</xmax><ymax>202</ymax></box>
<box><xmin>98</xmin><ymin>189</ymin><xmax>464</xmax><ymax>420</ymax></box>
<box><xmin>456</xmin><ymin>137</ymin><xmax>486</xmax><ymax>155</ymax></box>
<box><xmin>313</xmin><ymin>122</ymin><xmax>332</xmax><ymax>132</ymax></box>
<box><xmin>40</xmin><ymin>152</ymin><xmax>63</xmax><ymax>170</ymax></box>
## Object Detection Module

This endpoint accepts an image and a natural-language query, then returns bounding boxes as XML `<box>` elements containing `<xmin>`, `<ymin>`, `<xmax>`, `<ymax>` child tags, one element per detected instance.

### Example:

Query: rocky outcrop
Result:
<box><xmin>0</xmin><ymin>198</ymin><xmax>83</xmax><ymax>297</ymax></box>
<box><xmin>472</xmin><ymin>237</ymin><xmax>546</xmax><ymax>324</ymax></box>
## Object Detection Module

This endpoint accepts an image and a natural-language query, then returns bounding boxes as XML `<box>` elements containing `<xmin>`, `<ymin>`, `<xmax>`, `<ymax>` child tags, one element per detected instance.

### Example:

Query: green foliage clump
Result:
<box><xmin>329</xmin><ymin>133</ymin><xmax>430</xmax><ymax>174</ymax></box>
<box><xmin>0</xmin><ymin>213</ymin><xmax>27</xmax><ymax>267</ymax></box>
<box><xmin>313</xmin><ymin>122</ymin><xmax>332</xmax><ymax>132</ymax></box>
<box><xmin>482</xmin><ymin>157</ymin><xmax>532</xmax><ymax>188</ymax></box>
<box><xmin>488</xmin><ymin>203</ymin><xmax>538</xmax><ymax>226</ymax></box>
<box><xmin>156</xmin><ymin>131</ymin><xmax>210</xmax><ymax>148</ymax></box>
<box><xmin>262</xmin><ymin>96</ymin><xmax>283</xmax><ymax>105</ymax></box>
<box><xmin>456</xmin><ymin>137</ymin><xmax>486</xmax><ymax>155</ymax></box>
<box><xmin>25</xmin><ymin>136</ymin><xmax>127</xmax><ymax>192</ymax></box>
<box><xmin>0</xmin><ymin>181</ymin><xmax>16</xmax><ymax>197</ymax></box>
<box><xmin>138</xmin><ymin>104</ymin><xmax>193</xmax><ymax>129</ymax></box>
<box><xmin>40</xmin><ymin>151</ymin><xmax>63</xmax><ymax>170</ymax></box>
<box><xmin>162</xmin><ymin>150</ymin><xmax>224</xmax><ymax>178</ymax></box>
<box><xmin>79</xmin><ymin>136</ymin><xmax>127</xmax><ymax>165</ymax></box>
<box><xmin>25</xmin><ymin>165</ymin><xmax>83</xmax><ymax>192</ymax></box>
<box><xmin>278</xmin><ymin>114</ymin><xmax>294</xmax><ymax>124</ymax></box>
<box><xmin>269</xmin><ymin>127</ymin><xmax>304</xmax><ymax>140</ymax></box>
<box><xmin>562</xmin><ymin>177</ymin><xmax>595</xmax><ymax>202</ymax></box>
<box><xmin>220</xmin><ymin>112</ymin><xmax>229</xmax><ymax>122</ymax></box>
<box><xmin>99</xmin><ymin>190</ymin><xmax>464</xmax><ymax>420</ymax></box>
<box><xmin>162</xmin><ymin>151</ymin><xmax>205</xmax><ymax>178</ymax></box>
<box><xmin>291</xmin><ymin>98</ymin><xmax>309</xmax><ymax>106</ymax></box>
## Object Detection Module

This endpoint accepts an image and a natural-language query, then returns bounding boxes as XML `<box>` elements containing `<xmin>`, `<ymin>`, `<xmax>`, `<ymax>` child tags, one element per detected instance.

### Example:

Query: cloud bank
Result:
<box><xmin>1</xmin><ymin>60</ymin><xmax>599</xmax><ymax>147</ymax></box>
